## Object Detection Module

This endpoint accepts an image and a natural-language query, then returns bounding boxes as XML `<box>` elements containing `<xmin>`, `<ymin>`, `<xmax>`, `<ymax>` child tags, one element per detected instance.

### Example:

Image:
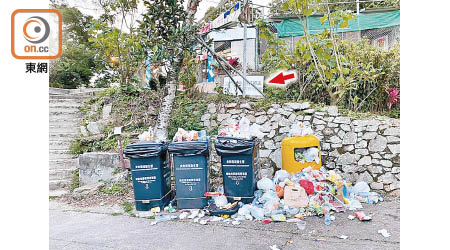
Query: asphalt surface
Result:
<box><xmin>49</xmin><ymin>199</ymin><xmax>399</xmax><ymax>250</ymax></box>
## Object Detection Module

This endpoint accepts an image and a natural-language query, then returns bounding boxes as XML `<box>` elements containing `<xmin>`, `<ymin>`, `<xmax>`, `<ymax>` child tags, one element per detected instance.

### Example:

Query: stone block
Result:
<box><xmin>78</xmin><ymin>152</ymin><xmax>120</xmax><ymax>185</ymax></box>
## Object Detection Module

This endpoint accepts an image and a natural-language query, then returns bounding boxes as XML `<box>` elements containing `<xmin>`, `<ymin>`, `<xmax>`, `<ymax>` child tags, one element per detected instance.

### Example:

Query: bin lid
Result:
<box><xmin>168</xmin><ymin>140</ymin><xmax>210</xmax><ymax>157</ymax></box>
<box><xmin>215</xmin><ymin>136</ymin><xmax>259</xmax><ymax>156</ymax></box>
<box><xmin>281</xmin><ymin>136</ymin><xmax>320</xmax><ymax>147</ymax></box>
<box><xmin>124</xmin><ymin>141</ymin><xmax>168</xmax><ymax>158</ymax></box>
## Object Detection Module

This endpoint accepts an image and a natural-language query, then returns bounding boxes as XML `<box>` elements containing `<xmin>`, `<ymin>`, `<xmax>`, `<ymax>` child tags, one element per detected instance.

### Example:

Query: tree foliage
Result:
<box><xmin>49</xmin><ymin>4</ymin><xmax>104</xmax><ymax>89</ymax></box>
<box><xmin>258</xmin><ymin>0</ymin><xmax>400</xmax><ymax>114</ymax></box>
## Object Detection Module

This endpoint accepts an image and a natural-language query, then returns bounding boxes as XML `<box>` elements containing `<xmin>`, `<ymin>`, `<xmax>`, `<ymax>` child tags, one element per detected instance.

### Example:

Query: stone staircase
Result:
<box><xmin>49</xmin><ymin>88</ymin><xmax>104</xmax><ymax>196</ymax></box>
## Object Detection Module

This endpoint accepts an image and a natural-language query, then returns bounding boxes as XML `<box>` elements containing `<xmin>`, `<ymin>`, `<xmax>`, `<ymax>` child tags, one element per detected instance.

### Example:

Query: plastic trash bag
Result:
<box><xmin>250</xmin><ymin>124</ymin><xmax>265</xmax><ymax>139</ymax></box>
<box><xmin>353</xmin><ymin>182</ymin><xmax>370</xmax><ymax>194</ymax></box>
<box><xmin>284</xmin><ymin>186</ymin><xmax>308</xmax><ymax>208</ymax></box>
<box><xmin>238</xmin><ymin>204</ymin><xmax>252</xmax><ymax>216</ymax></box>
<box><xmin>273</xmin><ymin>170</ymin><xmax>290</xmax><ymax>184</ymax></box>
<box><xmin>213</xmin><ymin>195</ymin><xmax>228</xmax><ymax>208</ymax></box>
<box><xmin>257</xmin><ymin>177</ymin><xmax>275</xmax><ymax>191</ymax></box>
<box><xmin>248</xmin><ymin>206</ymin><xmax>264</xmax><ymax>220</ymax></box>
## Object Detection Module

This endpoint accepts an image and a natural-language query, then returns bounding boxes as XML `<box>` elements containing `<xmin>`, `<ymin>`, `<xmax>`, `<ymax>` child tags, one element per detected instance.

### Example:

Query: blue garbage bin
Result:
<box><xmin>215</xmin><ymin>137</ymin><xmax>260</xmax><ymax>203</ymax></box>
<box><xmin>168</xmin><ymin>140</ymin><xmax>210</xmax><ymax>209</ymax></box>
<box><xmin>124</xmin><ymin>142</ymin><xmax>171</xmax><ymax>211</ymax></box>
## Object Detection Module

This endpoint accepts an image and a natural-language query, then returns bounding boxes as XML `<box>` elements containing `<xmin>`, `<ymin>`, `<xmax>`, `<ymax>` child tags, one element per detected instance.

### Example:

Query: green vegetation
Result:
<box><xmin>101</xmin><ymin>182</ymin><xmax>128</xmax><ymax>195</ymax></box>
<box><xmin>70</xmin><ymin>169</ymin><xmax>80</xmax><ymax>192</ymax></box>
<box><xmin>69</xmin><ymin>87</ymin><xmax>161</xmax><ymax>155</ymax></box>
<box><xmin>50</xmin><ymin>4</ymin><xmax>110</xmax><ymax>89</ymax></box>
<box><xmin>257</xmin><ymin>1</ymin><xmax>400</xmax><ymax>117</ymax></box>
<box><xmin>168</xmin><ymin>93</ymin><xmax>207</xmax><ymax>139</ymax></box>
<box><xmin>122</xmin><ymin>201</ymin><xmax>135</xmax><ymax>217</ymax></box>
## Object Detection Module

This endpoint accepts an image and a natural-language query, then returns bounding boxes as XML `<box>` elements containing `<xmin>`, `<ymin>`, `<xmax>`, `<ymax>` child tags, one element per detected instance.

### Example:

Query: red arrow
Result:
<box><xmin>268</xmin><ymin>72</ymin><xmax>295</xmax><ymax>84</ymax></box>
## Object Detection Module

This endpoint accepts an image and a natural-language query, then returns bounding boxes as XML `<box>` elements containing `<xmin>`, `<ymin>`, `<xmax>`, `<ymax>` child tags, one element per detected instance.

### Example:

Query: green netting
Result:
<box><xmin>273</xmin><ymin>10</ymin><xmax>400</xmax><ymax>38</ymax></box>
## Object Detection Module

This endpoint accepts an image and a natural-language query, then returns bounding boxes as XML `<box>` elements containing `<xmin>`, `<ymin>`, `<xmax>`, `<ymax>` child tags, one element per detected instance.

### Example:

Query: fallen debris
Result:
<box><xmin>378</xmin><ymin>229</ymin><xmax>391</xmax><ymax>238</ymax></box>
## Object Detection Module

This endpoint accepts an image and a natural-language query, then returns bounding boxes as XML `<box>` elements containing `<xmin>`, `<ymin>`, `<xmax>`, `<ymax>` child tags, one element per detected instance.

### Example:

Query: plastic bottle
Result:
<box><xmin>324</xmin><ymin>212</ymin><xmax>331</xmax><ymax>226</ymax></box>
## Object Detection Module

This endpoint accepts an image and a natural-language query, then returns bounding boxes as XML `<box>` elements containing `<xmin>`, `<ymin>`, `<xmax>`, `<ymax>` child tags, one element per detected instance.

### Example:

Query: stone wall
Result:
<box><xmin>201</xmin><ymin>101</ymin><xmax>400</xmax><ymax>196</ymax></box>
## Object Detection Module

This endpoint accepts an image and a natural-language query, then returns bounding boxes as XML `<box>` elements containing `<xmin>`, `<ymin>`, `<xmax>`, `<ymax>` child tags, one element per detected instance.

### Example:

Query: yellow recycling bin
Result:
<box><xmin>281</xmin><ymin>136</ymin><xmax>322</xmax><ymax>174</ymax></box>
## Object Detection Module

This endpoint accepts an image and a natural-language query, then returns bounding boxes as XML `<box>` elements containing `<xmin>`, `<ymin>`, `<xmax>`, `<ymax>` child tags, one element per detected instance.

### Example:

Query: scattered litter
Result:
<box><xmin>179</xmin><ymin>212</ymin><xmax>189</xmax><ymax>220</ymax></box>
<box><xmin>263</xmin><ymin>218</ymin><xmax>272</xmax><ymax>224</ymax></box>
<box><xmin>269</xmin><ymin>245</ymin><xmax>281</xmax><ymax>250</ymax></box>
<box><xmin>339</xmin><ymin>235</ymin><xmax>348</xmax><ymax>240</ymax></box>
<box><xmin>136</xmin><ymin>211</ymin><xmax>154</xmax><ymax>218</ymax></box>
<box><xmin>296</xmin><ymin>220</ymin><xmax>306</xmax><ymax>230</ymax></box>
<box><xmin>210</xmin><ymin>216</ymin><xmax>223</xmax><ymax>222</ymax></box>
<box><xmin>378</xmin><ymin>229</ymin><xmax>391</xmax><ymax>238</ymax></box>
<box><xmin>232</xmin><ymin>220</ymin><xmax>241</xmax><ymax>225</ymax></box>
<box><xmin>271</xmin><ymin>214</ymin><xmax>286</xmax><ymax>222</ymax></box>
<box><xmin>314</xmin><ymin>238</ymin><xmax>326</xmax><ymax>242</ymax></box>
<box><xmin>354</xmin><ymin>212</ymin><xmax>372</xmax><ymax>221</ymax></box>
<box><xmin>188</xmin><ymin>209</ymin><xmax>199</xmax><ymax>219</ymax></box>
<box><xmin>199</xmin><ymin>219</ymin><xmax>208</xmax><ymax>225</ymax></box>
<box><xmin>287</xmin><ymin>240</ymin><xmax>293</xmax><ymax>244</ymax></box>
<box><xmin>151</xmin><ymin>207</ymin><xmax>160</xmax><ymax>213</ymax></box>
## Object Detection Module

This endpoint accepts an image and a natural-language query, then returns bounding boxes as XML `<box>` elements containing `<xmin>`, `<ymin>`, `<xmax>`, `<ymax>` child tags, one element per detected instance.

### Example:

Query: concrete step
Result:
<box><xmin>49</xmin><ymin>87</ymin><xmax>106</xmax><ymax>95</ymax></box>
<box><xmin>49</xmin><ymin>111</ymin><xmax>83</xmax><ymax>117</ymax></box>
<box><xmin>49</xmin><ymin>113</ymin><xmax>83</xmax><ymax>120</ymax></box>
<box><xmin>49</xmin><ymin>126</ymin><xmax>80</xmax><ymax>134</ymax></box>
<box><xmin>49</xmin><ymin>103</ymin><xmax>83</xmax><ymax>109</ymax></box>
<box><xmin>49</xmin><ymin>179</ymin><xmax>71</xmax><ymax>190</ymax></box>
<box><xmin>49</xmin><ymin>158</ymin><xmax>78</xmax><ymax>169</ymax></box>
<box><xmin>49</xmin><ymin>140</ymin><xmax>71</xmax><ymax>150</ymax></box>
<box><xmin>49</xmin><ymin>107</ymin><xmax>81</xmax><ymax>113</ymax></box>
<box><xmin>49</xmin><ymin>121</ymin><xmax>82</xmax><ymax>128</ymax></box>
<box><xmin>49</xmin><ymin>132</ymin><xmax>79</xmax><ymax>140</ymax></box>
<box><xmin>49</xmin><ymin>94</ymin><xmax>91</xmax><ymax>100</ymax></box>
<box><xmin>49</xmin><ymin>168</ymin><xmax>74</xmax><ymax>180</ymax></box>
<box><xmin>49</xmin><ymin>150</ymin><xmax>77</xmax><ymax>160</ymax></box>
<box><xmin>49</xmin><ymin>98</ymin><xmax>85</xmax><ymax>104</ymax></box>
<box><xmin>49</xmin><ymin>117</ymin><xmax>82</xmax><ymax>123</ymax></box>
<box><xmin>49</xmin><ymin>189</ymin><xmax>69</xmax><ymax>197</ymax></box>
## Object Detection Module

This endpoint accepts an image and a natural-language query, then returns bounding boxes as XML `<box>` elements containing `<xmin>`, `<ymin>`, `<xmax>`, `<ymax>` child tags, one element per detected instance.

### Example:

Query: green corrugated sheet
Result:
<box><xmin>273</xmin><ymin>10</ymin><xmax>400</xmax><ymax>37</ymax></box>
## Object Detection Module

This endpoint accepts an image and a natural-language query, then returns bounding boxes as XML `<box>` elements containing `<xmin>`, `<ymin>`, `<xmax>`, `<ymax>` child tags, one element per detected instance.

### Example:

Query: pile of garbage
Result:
<box><xmin>294</xmin><ymin>147</ymin><xmax>320</xmax><ymax>164</ymax></box>
<box><xmin>218</xmin><ymin>117</ymin><xmax>264</xmax><ymax>139</ymax></box>
<box><xmin>236</xmin><ymin>167</ymin><xmax>382</xmax><ymax>226</ymax></box>
<box><xmin>240</xmin><ymin>167</ymin><xmax>380</xmax><ymax>225</ymax></box>
<box><xmin>141</xmin><ymin>167</ymin><xmax>383</xmax><ymax>228</ymax></box>
<box><xmin>172</xmin><ymin>128</ymin><xmax>208</xmax><ymax>142</ymax></box>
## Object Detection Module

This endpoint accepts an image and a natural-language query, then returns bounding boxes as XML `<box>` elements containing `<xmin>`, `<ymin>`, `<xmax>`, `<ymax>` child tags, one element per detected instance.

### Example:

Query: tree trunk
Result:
<box><xmin>154</xmin><ymin>0</ymin><xmax>200</xmax><ymax>141</ymax></box>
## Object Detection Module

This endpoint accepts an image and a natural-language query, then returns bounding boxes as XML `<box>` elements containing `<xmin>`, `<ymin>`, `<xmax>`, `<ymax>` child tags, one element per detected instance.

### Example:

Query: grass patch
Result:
<box><xmin>168</xmin><ymin>93</ymin><xmax>208</xmax><ymax>139</ymax></box>
<box><xmin>101</xmin><ymin>183</ymin><xmax>128</xmax><ymax>195</ymax></box>
<box><xmin>122</xmin><ymin>201</ymin><xmax>133</xmax><ymax>214</ymax></box>
<box><xmin>49</xmin><ymin>196</ymin><xmax>58</xmax><ymax>200</ymax></box>
<box><xmin>112</xmin><ymin>212</ymin><xmax>122</xmax><ymax>216</ymax></box>
<box><xmin>69</xmin><ymin>140</ymin><xmax>86</xmax><ymax>155</ymax></box>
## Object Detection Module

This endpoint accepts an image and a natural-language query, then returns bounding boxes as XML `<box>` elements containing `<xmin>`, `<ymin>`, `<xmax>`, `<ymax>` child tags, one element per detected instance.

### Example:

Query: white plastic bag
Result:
<box><xmin>273</xmin><ymin>170</ymin><xmax>290</xmax><ymax>184</ymax></box>
<box><xmin>257</xmin><ymin>178</ymin><xmax>275</xmax><ymax>191</ymax></box>
<box><xmin>353</xmin><ymin>182</ymin><xmax>370</xmax><ymax>194</ymax></box>
<box><xmin>249</xmin><ymin>124</ymin><xmax>265</xmax><ymax>139</ymax></box>
<box><xmin>213</xmin><ymin>195</ymin><xmax>228</xmax><ymax>207</ymax></box>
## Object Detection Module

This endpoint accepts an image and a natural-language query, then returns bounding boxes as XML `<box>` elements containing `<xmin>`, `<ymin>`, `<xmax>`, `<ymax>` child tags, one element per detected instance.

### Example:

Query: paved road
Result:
<box><xmin>50</xmin><ymin>199</ymin><xmax>399</xmax><ymax>250</ymax></box>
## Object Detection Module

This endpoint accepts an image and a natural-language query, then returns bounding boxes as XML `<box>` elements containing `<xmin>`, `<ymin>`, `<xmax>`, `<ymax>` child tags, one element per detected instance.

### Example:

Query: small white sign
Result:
<box><xmin>114</xmin><ymin>127</ymin><xmax>122</xmax><ymax>135</ymax></box>
<box><xmin>223</xmin><ymin>75</ymin><xmax>264</xmax><ymax>97</ymax></box>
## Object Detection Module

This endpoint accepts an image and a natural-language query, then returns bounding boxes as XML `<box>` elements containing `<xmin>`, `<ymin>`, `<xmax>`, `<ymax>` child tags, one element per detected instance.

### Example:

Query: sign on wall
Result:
<box><xmin>224</xmin><ymin>75</ymin><xmax>264</xmax><ymax>97</ymax></box>
<box><xmin>211</xmin><ymin>2</ymin><xmax>241</xmax><ymax>29</ymax></box>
